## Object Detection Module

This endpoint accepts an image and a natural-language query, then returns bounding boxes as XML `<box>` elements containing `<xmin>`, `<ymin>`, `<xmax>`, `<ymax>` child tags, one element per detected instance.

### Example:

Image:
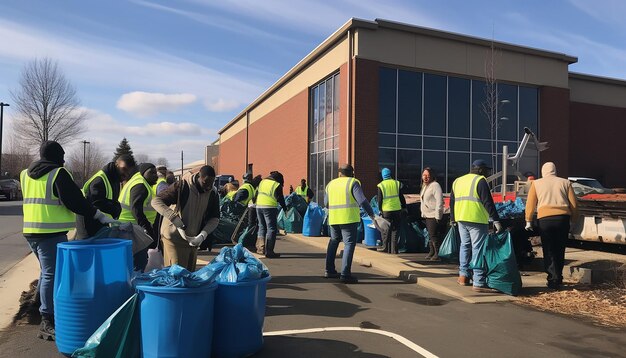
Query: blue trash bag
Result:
<box><xmin>360</xmin><ymin>196</ymin><xmax>380</xmax><ymax>218</ymax></box>
<box><xmin>285</xmin><ymin>193</ymin><xmax>309</xmax><ymax>217</ymax></box>
<box><xmin>283</xmin><ymin>207</ymin><xmax>303</xmax><ymax>234</ymax></box>
<box><xmin>303</xmin><ymin>203</ymin><xmax>324</xmax><ymax>237</ymax></box>
<box><xmin>321</xmin><ymin>208</ymin><xmax>330</xmax><ymax>237</ymax></box>
<box><xmin>438</xmin><ymin>226</ymin><xmax>461</xmax><ymax>262</ymax></box>
<box><xmin>210</xmin><ymin>244</ymin><xmax>270</xmax><ymax>283</ymax></box>
<box><xmin>496</xmin><ymin>197</ymin><xmax>526</xmax><ymax>219</ymax></box>
<box><xmin>421</xmin><ymin>228</ymin><xmax>430</xmax><ymax>253</ymax></box>
<box><xmin>133</xmin><ymin>264</ymin><xmax>218</xmax><ymax>288</ymax></box>
<box><xmin>472</xmin><ymin>231</ymin><xmax>523</xmax><ymax>296</ymax></box>
<box><xmin>398</xmin><ymin>221</ymin><xmax>420</xmax><ymax>253</ymax></box>
<box><xmin>71</xmin><ymin>294</ymin><xmax>140</xmax><ymax>358</ymax></box>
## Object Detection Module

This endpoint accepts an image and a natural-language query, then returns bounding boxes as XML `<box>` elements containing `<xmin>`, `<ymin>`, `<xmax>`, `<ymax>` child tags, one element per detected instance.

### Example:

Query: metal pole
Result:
<box><xmin>502</xmin><ymin>145</ymin><xmax>508</xmax><ymax>199</ymax></box>
<box><xmin>82</xmin><ymin>140</ymin><xmax>90</xmax><ymax>184</ymax></box>
<box><xmin>0</xmin><ymin>103</ymin><xmax>9</xmax><ymax>177</ymax></box>
<box><xmin>181</xmin><ymin>150</ymin><xmax>183</xmax><ymax>178</ymax></box>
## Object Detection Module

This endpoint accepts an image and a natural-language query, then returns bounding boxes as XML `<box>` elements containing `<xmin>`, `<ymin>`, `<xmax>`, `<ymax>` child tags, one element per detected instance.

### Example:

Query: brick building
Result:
<box><xmin>218</xmin><ymin>18</ymin><xmax>626</xmax><ymax>202</ymax></box>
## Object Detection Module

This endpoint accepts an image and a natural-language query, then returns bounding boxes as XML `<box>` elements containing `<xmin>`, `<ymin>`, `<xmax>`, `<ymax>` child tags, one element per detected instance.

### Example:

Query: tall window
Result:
<box><xmin>378</xmin><ymin>67</ymin><xmax>539</xmax><ymax>192</ymax></box>
<box><xmin>310</xmin><ymin>73</ymin><xmax>340</xmax><ymax>205</ymax></box>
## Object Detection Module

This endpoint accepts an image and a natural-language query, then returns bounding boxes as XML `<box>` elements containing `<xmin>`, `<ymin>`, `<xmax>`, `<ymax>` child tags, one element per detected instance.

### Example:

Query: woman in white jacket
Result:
<box><xmin>420</xmin><ymin>167</ymin><xmax>444</xmax><ymax>260</ymax></box>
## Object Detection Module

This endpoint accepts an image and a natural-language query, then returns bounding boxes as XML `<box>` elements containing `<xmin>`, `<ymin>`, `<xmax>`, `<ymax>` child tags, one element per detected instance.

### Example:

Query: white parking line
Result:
<box><xmin>264</xmin><ymin>326</ymin><xmax>438</xmax><ymax>358</ymax></box>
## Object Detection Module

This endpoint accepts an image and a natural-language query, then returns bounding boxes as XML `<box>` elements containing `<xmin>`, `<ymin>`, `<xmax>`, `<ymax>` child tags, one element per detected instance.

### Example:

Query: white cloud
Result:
<box><xmin>204</xmin><ymin>98</ymin><xmax>240</xmax><ymax>112</ymax></box>
<box><xmin>116</xmin><ymin>91</ymin><xmax>197</xmax><ymax>117</ymax></box>
<box><xmin>568</xmin><ymin>0</ymin><xmax>626</xmax><ymax>29</ymax></box>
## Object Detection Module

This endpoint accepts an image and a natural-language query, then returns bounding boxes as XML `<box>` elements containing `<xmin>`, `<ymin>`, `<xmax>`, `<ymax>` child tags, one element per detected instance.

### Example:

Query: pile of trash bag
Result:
<box><xmin>495</xmin><ymin>198</ymin><xmax>525</xmax><ymax>219</ymax></box>
<box><xmin>439</xmin><ymin>225</ymin><xmax>461</xmax><ymax>262</ymax></box>
<box><xmin>303</xmin><ymin>203</ymin><xmax>325</xmax><ymax>237</ymax></box>
<box><xmin>206</xmin><ymin>199</ymin><xmax>247</xmax><ymax>246</ymax></box>
<box><xmin>278</xmin><ymin>207</ymin><xmax>303</xmax><ymax>233</ymax></box>
<box><xmin>469</xmin><ymin>231</ymin><xmax>523</xmax><ymax>296</ymax></box>
<box><xmin>285</xmin><ymin>193</ymin><xmax>309</xmax><ymax>217</ymax></box>
<box><xmin>74</xmin><ymin>223</ymin><xmax>153</xmax><ymax>255</ymax></box>
<box><xmin>398</xmin><ymin>221</ymin><xmax>429</xmax><ymax>253</ymax></box>
<box><xmin>208</xmin><ymin>244</ymin><xmax>270</xmax><ymax>283</ymax></box>
<box><xmin>133</xmin><ymin>264</ymin><xmax>220</xmax><ymax>288</ymax></box>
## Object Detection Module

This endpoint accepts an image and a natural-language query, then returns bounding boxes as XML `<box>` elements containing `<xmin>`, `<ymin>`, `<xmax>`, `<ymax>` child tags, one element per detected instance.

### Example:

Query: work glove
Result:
<box><xmin>525</xmin><ymin>221</ymin><xmax>533</xmax><ymax>231</ymax></box>
<box><xmin>188</xmin><ymin>231</ymin><xmax>208</xmax><ymax>247</ymax></box>
<box><xmin>493</xmin><ymin>221</ymin><xmax>504</xmax><ymax>233</ymax></box>
<box><xmin>93</xmin><ymin>210</ymin><xmax>119</xmax><ymax>225</ymax></box>
<box><xmin>171</xmin><ymin>216</ymin><xmax>184</xmax><ymax>229</ymax></box>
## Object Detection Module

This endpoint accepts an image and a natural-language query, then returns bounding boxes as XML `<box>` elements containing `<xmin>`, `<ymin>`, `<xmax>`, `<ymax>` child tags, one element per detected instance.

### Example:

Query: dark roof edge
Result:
<box><xmin>569</xmin><ymin>72</ymin><xmax>626</xmax><ymax>87</ymax></box>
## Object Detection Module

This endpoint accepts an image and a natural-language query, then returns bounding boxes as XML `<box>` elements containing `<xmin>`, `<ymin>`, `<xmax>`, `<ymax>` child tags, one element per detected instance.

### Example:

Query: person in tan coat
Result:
<box><xmin>152</xmin><ymin>166</ymin><xmax>220</xmax><ymax>271</ymax></box>
<box><xmin>525</xmin><ymin>162</ymin><xmax>578</xmax><ymax>289</ymax></box>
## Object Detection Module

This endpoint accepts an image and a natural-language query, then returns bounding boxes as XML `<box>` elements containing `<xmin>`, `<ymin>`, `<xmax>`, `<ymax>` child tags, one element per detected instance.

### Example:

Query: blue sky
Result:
<box><xmin>0</xmin><ymin>0</ymin><xmax>624</xmax><ymax>167</ymax></box>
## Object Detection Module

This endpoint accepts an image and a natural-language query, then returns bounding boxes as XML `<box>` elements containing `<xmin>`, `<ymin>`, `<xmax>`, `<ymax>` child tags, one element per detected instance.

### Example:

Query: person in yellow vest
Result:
<box><xmin>295</xmin><ymin>179</ymin><xmax>314</xmax><ymax>203</ymax></box>
<box><xmin>21</xmin><ymin>141</ymin><xmax>117</xmax><ymax>341</ymax></box>
<box><xmin>376</xmin><ymin>168</ymin><xmax>406</xmax><ymax>254</ymax></box>
<box><xmin>255</xmin><ymin>171</ymin><xmax>288</xmax><ymax>258</ymax></box>
<box><xmin>152</xmin><ymin>165</ymin><xmax>169</xmax><ymax>251</ymax></box>
<box><xmin>232</xmin><ymin>172</ymin><xmax>257</xmax><ymax>206</ymax></box>
<box><xmin>324</xmin><ymin>164</ymin><xmax>376</xmax><ymax>284</ymax></box>
<box><xmin>152</xmin><ymin>166</ymin><xmax>220</xmax><ymax>270</ymax></box>
<box><xmin>76</xmin><ymin>155</ymin><xmax>135</xmax><ymax>238</ymax></box>
<box><xmin>118</xmin><ymin>162</ymin><xmax>158</xmax><ymax>272</ymax></box>
<box><xmin>450</xmin><ymin>159</ymin><xmax>502</xmax><ymax>293</ymax></box>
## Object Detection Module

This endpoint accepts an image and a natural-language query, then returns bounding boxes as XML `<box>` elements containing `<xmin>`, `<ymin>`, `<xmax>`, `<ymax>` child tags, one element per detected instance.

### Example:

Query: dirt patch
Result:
<box><xmin>12</xmin><ymin>280</ymin><xmax>40</xmax><ymax>326</ymax></box>
<box><xmin>517</xmin><ymin>284</ymin><xmax>626</xmax><ymax>328</ymax></box>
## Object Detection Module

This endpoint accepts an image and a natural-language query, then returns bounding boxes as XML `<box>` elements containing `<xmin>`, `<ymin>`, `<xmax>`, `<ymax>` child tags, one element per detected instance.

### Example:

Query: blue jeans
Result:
<box><xmin>326</xmin><ymin>223</ymin><xmax>358</xmax><ymax>277</ymax></box>
<box><xmin>257</xmin><ymin>208</ymin><xmax>278</xmax><ymax>248</ymax></box>
<box><xmin>457</xmin><ymin>221</ymin><xmax>488</xmax><ymax>287</ymax></box>
<box><xmin>26</xmin><ymin>234</ymin><xmax>68</xmax><ymax>316</ymax></box>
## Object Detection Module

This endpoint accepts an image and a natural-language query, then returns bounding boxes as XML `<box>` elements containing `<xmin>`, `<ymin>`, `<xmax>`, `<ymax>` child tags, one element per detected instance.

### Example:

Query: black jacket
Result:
<box><xmin>82</xmin><ymin>162</ymin><xmax>122</xmax><ymax>236</ymax></box>
<box><xmin>129</xmin><ymin>180</ymin><xmax>155</xmax><ymax>239</ymax></box>
<box><xmin>24</xmin><ymin>160</ymin><xmax>96</xmax><ymax>239</ymax></box>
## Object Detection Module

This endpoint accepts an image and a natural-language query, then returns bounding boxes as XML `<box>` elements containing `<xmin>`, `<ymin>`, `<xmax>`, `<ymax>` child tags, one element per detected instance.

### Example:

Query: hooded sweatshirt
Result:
<box><xmin>525</xmin><ymin>162</ymin><xmax>578</xmax><ymax>221</ymax></box>
<box><xmin>78</xmin><ymin>162</ymin><xmax>122</xmax><ymax>237</ymax></box>
<box><xmin>24</xmin><ymin>141</ymin><xmax>96</xmax><ymax>239</ymax></box>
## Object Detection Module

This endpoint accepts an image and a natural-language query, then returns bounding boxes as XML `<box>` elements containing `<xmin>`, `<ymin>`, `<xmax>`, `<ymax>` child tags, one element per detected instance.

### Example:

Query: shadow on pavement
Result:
<box><xmin>0</xmin><ymin>202</ymin><xmax>23</xmax><ymax>216</ymax></box>
<box><xmin>266</xmin><ymin>297</ymin><xmax>367</xmax><ymax>318</ymax></box>
<box><xmin>253</xmin><ymin>335</ymin><xmax>390</xmax><ymax>358</ymax></box>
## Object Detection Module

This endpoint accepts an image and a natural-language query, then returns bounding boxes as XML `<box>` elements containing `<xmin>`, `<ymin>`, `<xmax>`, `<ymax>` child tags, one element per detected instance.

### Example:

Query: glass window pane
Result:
<box><xmin>448</xmin><ymin>77</ymin><xmax>470</xmax><ymax>138</ymax></box>
<box><xmin>318</xmin><ymin>82</ymin><xmax>325</xmax><ymax>140</ymax></box>
<box><xmin>378</xmin><ymin>148</ymin><xmax>396</xmax><ymax>178</ymax></box>
<box><xmin>379</xmin><ymin>67</ymin><xmax>397</xmax><ymax>133</ymax></box>
<box><xmin>317</xmin><ymin>152</ymin><xmax>325</xmax><ymax>205</ymax></box>
<box><xmin>310</xmin><ymin>141</ymin><xmax>316</xmax><ymax>154</ymax></box>
<box><xmin>398</xmin><ymin>70</ymin><xmax>422</xmax><ymax>135</ymax></box>
<box><xmin>397</xmin><ymin>135</ymin><xmax>421</xmax><ymax>149</ymax></box>
<box><xmin>519</xmin><ymin>86</ymin><xmax>538</xmax><ymax>136</ymax></box>
<box><xmin>447</xmin><ymin>152</ymin><xmax>470</xmax><ymax>192</ymax></box>
<box><xmin>423</xmin><ymin>73</ymin><xmax>446</xmax><ymax>136</ymax></box>
<box><xmin>423</xmin><ymin>136</ymin><xmax>446</xmax><ymax>150</ymax></box>
<box><xmin>397</xmin><ymin>149</ymin><xmax>421</xmax><ymax>194</ymax></box>
<box><xmin>318</xmin><ymin>139</ymin><xmax>324</xmax><ymax>152</ymax></box>
<box><xmin>423</xmin><ymin>151</ymin><xmax>446</xmax><ymax>188</ymax></box>
<box><xmin>448</xmin><ymin>138</ymin><xmax>469</xmax><ymax>151</ymax></box>
<box><xmin>497</xmin><ymin>141</ymin><xmax>517</xmax><ymax>154</ymax></box>
<box><xmin>326</xmin><ymin>79</ymin><xmax>333</xmax><ymax>139</ymax></box>
<box><xmin>325</xmin><ymin>151</ymin><xmax>332</xmax><ymax>192</ymax></box>
<box><xmin>472</xmin><ymin>80</ymin><xmax>491</xmax><ymax>139</ymax></box>
<box><xmin>325</xmin><ymin>138</ymin><xmax>333</xmax><ymax>152</ymax></box>
<box><xmin>472</xmin><ymin>139</ymin><xmax>492</xmax><ymax>153</ymax></box>
<box><xmin>379</xmin><ymin>133</ymin><xmax>396</xmax><ymax>147</ymax></box>
<box><xmin>310</xmin><ymin>154</ymin><xmax>317</xmax><ymax>200</ymax></box>
<box><xmin>333</xmin><ymin>74</ymin><xmax>340</xmax><ymax>136</ymax></box>
<box><xmin>333</xmin><ymin>150</ymin><xmax>338</xmax><ymax>180</ymax></box>
<box><xmin>312</xmin><ymin>86</ymin><xmax>318</xmax><ymax>142</ymax></box>
<box><xmin>498</xmin><ymin>83</ymin><xmax>518</xmax><ymax>141</ymax></box>
<box><xmin>333</xmin><ymin>135</ymin><xmax>339</xmax><ymax>150</ymax></box>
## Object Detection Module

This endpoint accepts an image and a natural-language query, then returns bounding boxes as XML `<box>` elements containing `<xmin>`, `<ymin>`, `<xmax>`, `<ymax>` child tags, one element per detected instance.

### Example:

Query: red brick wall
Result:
<box><xmin>248</xmin><ymin>89</ymin><xmax>309</xmax><ymax>190</ymax></box>
<box><xmin>218</xmin><ymin>129</ymin><xmax>246</xmax><ymax>176</ymax></box>
<box><xmin>539</xmin><ymin>86</ymin><xmax>571</xmax><ymax>176</ymax></box>
<box><xmin>569</xmin><ymin>101</ymin><xmax>626</xmax><ymax>188</ymax></box>
<box><xmin>352</xmin><ymin>58</ymin><xmax>380</xmax><ymax>198</ymax></box>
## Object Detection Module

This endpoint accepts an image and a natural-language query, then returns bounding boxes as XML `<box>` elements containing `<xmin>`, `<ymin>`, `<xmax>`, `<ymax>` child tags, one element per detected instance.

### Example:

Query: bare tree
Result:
<box><xmin>66</xmin><ymin>142</ymin><xmax>108</xmax><ymax>186</ymax></box>
<box><xmin>481</xmin><ymin>39</ymin><xmax>503</xmax><ymax>171</ymax></box>
<box><xmin>155</xmin><ymin>157</ymin><xmax>169</xmax><ymax>168</ymax></box>
<box><xmin>1</xmin><ymin>134</ymin><xmax>35</xmax><ymax>178</ymax></box>
<box><xmin>10</xmin><ymin>58</ymin><xmax>87</xmax><ymax>147</ymax></box>
<box><xmin>135</xmin><ymin>153</ymin><xmax>153</xmax><ymax>165</ymax></box>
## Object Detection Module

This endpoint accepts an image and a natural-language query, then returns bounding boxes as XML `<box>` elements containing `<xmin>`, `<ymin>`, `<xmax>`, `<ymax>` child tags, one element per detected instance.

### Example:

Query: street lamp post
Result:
<box><xmin>82</xmin><ymin>140</ymin><xmax>90</xmax><ymax>184</ymax></box>
<box><xmin>0</xmin><ymin>102</ymin><xmax>10</xmax><ymax>178</ymax></box>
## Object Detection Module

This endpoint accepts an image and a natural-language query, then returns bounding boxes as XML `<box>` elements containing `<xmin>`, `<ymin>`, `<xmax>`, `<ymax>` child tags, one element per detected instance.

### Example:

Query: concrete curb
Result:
<box><xmin>282</xmin><ymin>234</ymin><xmax>518</xmax><ymax>304</ymax></box>
<box><xmin>0</xmin><ymin>253</ymin><xmax>39</xmax><ymax>331</ymax></box>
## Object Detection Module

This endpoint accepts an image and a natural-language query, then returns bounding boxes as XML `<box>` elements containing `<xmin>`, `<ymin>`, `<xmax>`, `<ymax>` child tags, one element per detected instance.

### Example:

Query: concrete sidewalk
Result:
<box><xmin>282</xmin><ymin>234</ymin><xmax>554</xmax><ymax>304</ymax></box>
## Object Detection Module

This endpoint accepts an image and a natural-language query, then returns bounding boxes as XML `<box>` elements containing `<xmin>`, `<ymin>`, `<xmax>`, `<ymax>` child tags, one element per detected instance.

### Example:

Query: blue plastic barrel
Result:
<box><xmin>212</xmin><ymin>276</ymin><xmax>271</xmax><ymax>358</ymax></box>
<box><xmin>362</xmin><ymin>217</ymin><xmax>381</xmax><ymax>247</ymax></box>
<box><xmin>137</xmin><ymin>282</ymin><xmax>218</xmax><ymax>358</ymax></box>
<box><xmin>54</xmin><ymin>239</ymin><xmax>133</xmax><ymax>355</ymax></box>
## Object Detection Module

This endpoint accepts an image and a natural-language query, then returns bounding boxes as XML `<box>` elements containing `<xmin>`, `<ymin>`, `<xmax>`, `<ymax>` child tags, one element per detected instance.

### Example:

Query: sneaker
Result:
<box><xmin>38</xmin><ymin>316</ymin><xmax>55</xmax><ymax>341</ymax></box>
<box><xmin>264</xmin><ymin>252</ymin><xmax>281</xmax><ymax>259</ymax></box>
<box><xmin>472</xmin><ymin>286</ymin><xmax>499</xmax><ymax>293</ymax></box>
<box><xmin>324</xmin><ymin>272</ymin><xmax>340</xmax><ymax>279</ymax></box>
<box><xmin>547</xmin><ymin>282</ymin><xmax>561</xmax><ymax>290</ymax></box>
<box><xmin>457</xmin><ymin>276</ymin><xmax>470</xmax><ymax>286</ymax></box>
<box><xmin>340</xmin><ymin>275</ymin><xmax>359</xmax><ymax>284</ymax></box>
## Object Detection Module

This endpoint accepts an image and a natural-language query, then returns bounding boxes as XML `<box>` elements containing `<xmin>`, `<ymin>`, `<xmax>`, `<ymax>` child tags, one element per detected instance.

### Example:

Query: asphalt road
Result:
<box><xmin>0</xmin><ymin>200</ymin><xmax>30</xmax><ymax>276</ymax></box>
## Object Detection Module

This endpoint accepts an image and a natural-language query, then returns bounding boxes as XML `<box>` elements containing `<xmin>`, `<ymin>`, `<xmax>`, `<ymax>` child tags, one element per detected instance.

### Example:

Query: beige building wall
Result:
<box><xmin>569</xmin><ymin>74</ymin><xmax>626</xmax><ymax>108</ymax></box>
<box><xmin>220</xmin><ymin>114</ymin><xmax>246</xmax><ymax>142</ymax></box>
<box><xmin>355</xmin><ymin>27</ymin><xmax>571</xmax><ymax>88</ymax></box>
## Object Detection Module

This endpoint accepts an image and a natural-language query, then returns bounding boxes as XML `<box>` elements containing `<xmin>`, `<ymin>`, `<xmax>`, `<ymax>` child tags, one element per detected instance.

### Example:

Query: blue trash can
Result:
<box><xmin>54</xmin><ymin>238</ymin><xmax>133</xmax><ymax>355</ymax></box>
<box><xmin>362</xmin><ymin>217</ymin><xmax>381</xmax><ymax>247</ymax></box>
<box><xmin>137</xmin><ymin>282</ymin><xmax>218</xmax><ymax>358</ymax></box>
<box><xmin>212</xmin><ymin>276</ymin><xmax>271</xmax><ymax>358</ymax></box>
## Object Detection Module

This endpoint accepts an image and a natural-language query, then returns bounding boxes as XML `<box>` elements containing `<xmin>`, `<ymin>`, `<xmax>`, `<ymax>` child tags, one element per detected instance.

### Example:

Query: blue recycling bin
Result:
<box><xmin>54</xmin><ymin>238</ymin><xmax>133</xmax><ymax>355</ymax></box>
<box><xmin>212</xmin><ymin>276</ymin><xmax>271</xmax><ymax>358</ymax></box>
<box><xmin>362</xmin><ymin>217</ymin><xmax>381</xmax><ymax>247</ymax></box>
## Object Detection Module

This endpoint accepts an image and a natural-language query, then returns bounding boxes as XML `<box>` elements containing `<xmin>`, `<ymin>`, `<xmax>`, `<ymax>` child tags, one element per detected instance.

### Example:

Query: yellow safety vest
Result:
<box><xmin>21</xmin><ymin>168</ymin><xmax>76</xmax><ymax>234</ymax></box>
<box><xmin>256</xmin><ymin>179</ymin><xmax>279</xmax><ymax>208</ymax></box>
<box><xmin>118</xmin><ymin>172</ymin><xmax>157</xmax><ymax>225</ymax></box>
<box><xmin>452</xmin><ymin>173</ymin><xmax>489</xmax><ymax>224</ymax></box>
<box><xmin>295</xmin><ymin>185</ymin><xmax>310</xmax><ymax>203</ymax></box>
<box><xmin>377</xmin><ymin>179</ymin><xmax>401</xmax><ymax>212</ymax></box>
<box><xmin>237</xmin><ymin>183</ymin><xmax>256</xmax><ymax>206</ymax></box>
<box><xmin>152</xmin><ymin>177</ymin><xmax>167</xmax><ymax>197</ymax></box>
<box><xmin>326</xmin><ymin>177</ymin><xmax>361</xmax><ymax>225</ymax></box>
<box><xmin>82</xmin><ymin>170</ymin><xmax>114</xmax><ymax>219</ymax></box>
<box><xmin>225</xmin><ymin>190</ymin><xmax>236</xmax><ymax>201</ymax></box>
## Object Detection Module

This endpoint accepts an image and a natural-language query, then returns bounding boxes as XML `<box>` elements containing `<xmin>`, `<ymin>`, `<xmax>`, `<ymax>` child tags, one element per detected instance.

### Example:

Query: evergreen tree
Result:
<box><xmin>113</xmin><ymin>137</ymin><xmax>135</xmax><ymax>162</ymax></box>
